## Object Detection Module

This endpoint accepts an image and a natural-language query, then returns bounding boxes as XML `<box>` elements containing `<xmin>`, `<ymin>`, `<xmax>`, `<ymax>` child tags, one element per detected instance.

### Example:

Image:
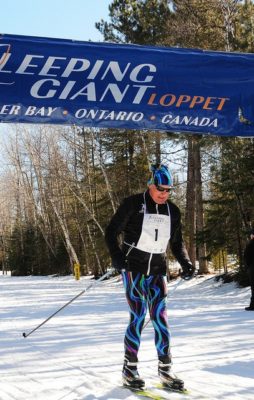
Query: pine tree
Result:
<box><xmin>96</xmin><ymin>0</ymin><xmax>171</xmax><ymax>44</ymax></box>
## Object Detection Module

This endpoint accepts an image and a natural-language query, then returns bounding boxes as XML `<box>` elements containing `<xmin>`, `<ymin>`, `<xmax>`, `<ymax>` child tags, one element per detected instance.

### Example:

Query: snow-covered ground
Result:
<box><xmin>0</xmin><ymin>272</ymin><xmax>253</xmax><ymax>400</ymax></box>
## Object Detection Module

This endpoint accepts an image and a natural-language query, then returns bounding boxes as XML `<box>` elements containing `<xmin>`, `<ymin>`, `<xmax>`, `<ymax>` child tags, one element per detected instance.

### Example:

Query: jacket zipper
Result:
<box><xmin>147</xmin><ymin>204</ymin><xmax>158</xmax><ymax>274</ymax></box>
<box><xmin>147</xmin><ymin>252</ymin><xmax>153</xmax><ymax>275</ymax></box>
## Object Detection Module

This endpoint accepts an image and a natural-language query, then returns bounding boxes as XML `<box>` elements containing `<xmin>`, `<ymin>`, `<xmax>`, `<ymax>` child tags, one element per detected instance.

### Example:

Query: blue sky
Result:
<box><xmin>0</xmin><ymin>0</ymin><xmax>112</xmax><ymax>147</ymax></box>
<box><xmin>0</xmin><ymin>0</ymin><xmax>111</xmax><ymax>41</ymax></box>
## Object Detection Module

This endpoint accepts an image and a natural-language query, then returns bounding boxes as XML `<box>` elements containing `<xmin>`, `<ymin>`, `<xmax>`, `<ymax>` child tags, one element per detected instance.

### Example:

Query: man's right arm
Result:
<box><xmin>105</xmin><ymin>197</ymin><xmax>133</xmax><ymax>271</ymax></box>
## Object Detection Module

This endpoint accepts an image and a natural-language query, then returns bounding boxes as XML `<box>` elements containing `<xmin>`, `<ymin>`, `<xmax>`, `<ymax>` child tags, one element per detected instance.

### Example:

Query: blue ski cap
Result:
<box><xmin>148</xmin><ymin>164</ymin><xmax>173</xmax><ymax>187</ymax></box>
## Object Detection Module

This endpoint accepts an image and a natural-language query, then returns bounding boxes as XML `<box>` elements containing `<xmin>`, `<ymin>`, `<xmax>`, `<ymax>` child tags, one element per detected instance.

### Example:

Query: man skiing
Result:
<box><xmin>105</xmin><ymin>164</ymin><xmax>196</xmax><ymax>391</ymax></box>
<box><xmin>244</xmin><ymin>228</ymin><xmax>254</xmax><ymax>311</ymax></box>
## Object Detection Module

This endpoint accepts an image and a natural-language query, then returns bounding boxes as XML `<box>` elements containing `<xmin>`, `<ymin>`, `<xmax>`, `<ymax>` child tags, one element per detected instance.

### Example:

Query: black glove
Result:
<box><xmin>181</xmin><ymin>264</ymin><xmax>197</xmax><ymax>280</ymax></box>
<box><xmin>112</xmin><ymin>253</ymin><xmax>127</xmax><ymax>273</ymax></box>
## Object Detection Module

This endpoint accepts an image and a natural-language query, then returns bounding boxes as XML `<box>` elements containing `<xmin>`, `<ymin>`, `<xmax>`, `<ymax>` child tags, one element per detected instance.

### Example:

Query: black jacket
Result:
<box><xmin>105</xmin><ymin>190</ymin><xmax>192</xmax><ymax>276</ymax></box>
<box><xmin>244</xmin><ymin>238</ymin><xmax>254</xmax><ymax>270</ymax></box>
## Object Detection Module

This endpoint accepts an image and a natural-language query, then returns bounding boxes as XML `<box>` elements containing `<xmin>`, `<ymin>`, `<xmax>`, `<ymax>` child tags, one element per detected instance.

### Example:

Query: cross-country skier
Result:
<box><xmin>244</xmin><ymin>228</ymin><xmax>254</xmax><ymax>311</ymax></box>
<box><xmin>105</xmin><ymin>164</ymin><xmax>196</xmax><ymax>391</ymax></box>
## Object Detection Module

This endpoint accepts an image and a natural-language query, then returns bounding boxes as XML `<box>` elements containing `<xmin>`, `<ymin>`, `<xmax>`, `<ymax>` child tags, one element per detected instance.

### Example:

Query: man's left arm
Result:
<box><xmin>169</xmin><ymin>207</ymin><xmax>196</xmax><ymax>279</ymax></box>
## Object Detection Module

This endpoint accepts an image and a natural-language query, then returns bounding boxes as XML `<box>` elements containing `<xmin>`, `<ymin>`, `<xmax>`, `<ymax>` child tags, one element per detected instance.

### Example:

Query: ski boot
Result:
<box><xmin>245</xmin><ymin>305</ymin><xmax>254</xmax><ymax>311</ymax></box>
<box><xmin>158</xmin><ymin>356</ymin><xmax>185</xmax><ymax>392</ymax></box>
<box><xmin>122</xmin><ymin>356</ymin><xmax>145</xmax><ymax>389</ymax></box>
<box><xmin>245</xmin><ymin>299</ymin><xmax>254</xmax><ymax>311</ymax></box>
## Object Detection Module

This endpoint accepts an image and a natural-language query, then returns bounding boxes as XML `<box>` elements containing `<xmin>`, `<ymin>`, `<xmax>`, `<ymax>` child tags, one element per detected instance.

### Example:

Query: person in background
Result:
<box><xmin>105</xmin><ymin>164</ymin><xmax>196</xmax><ymax>391</ymax></box>
<box><xmin>244</xmin><ymin>228</ymin><xmax>254</xmax><ymax>311</ymax></box>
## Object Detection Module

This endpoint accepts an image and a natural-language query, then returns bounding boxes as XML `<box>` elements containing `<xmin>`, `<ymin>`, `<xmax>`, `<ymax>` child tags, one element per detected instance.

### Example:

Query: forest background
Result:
<box><xmin>0</xmin><ymin>0</ymin><xmax>253</xmax><ymax>285</ymax></box>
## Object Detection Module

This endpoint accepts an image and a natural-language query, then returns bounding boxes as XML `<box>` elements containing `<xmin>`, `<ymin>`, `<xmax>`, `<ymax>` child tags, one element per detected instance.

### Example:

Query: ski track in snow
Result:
<box><xmin>0</xmin><ymin>273</ymin><xmax>254</xmax><ymax>400</ymax></box>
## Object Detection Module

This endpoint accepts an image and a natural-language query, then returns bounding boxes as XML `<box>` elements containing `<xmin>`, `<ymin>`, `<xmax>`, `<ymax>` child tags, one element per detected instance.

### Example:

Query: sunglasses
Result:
<box><xmin>155</xmin><ymin>185</ymin><xmax>172</xmax><ymax>193</ymax></box>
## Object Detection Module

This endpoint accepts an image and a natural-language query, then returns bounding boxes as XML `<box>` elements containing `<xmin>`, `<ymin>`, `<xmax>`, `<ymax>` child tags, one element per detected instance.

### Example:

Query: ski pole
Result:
<box><xmin>143</xmin><ymin>277</ymin><xmax>184</xmax><ymax>330</ymax></box>
<box><xmin>22</xmin><ymin>268</ymin><xmax>115</xmax><ymax>338</ymax></box>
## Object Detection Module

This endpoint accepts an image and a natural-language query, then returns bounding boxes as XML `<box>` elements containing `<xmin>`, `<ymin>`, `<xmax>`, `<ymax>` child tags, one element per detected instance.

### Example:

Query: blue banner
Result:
<box><xmin>0</xmin><ymin>33</ymin><xmax>254</xmax><ymax>136</ymax></box>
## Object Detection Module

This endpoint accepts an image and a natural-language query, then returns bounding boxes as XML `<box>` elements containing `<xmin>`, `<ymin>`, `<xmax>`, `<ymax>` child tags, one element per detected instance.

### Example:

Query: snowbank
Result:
<box><xmin>0</xmin><ymin>274</ymin><xmax>253</xmax><ymax>399</ymax></box>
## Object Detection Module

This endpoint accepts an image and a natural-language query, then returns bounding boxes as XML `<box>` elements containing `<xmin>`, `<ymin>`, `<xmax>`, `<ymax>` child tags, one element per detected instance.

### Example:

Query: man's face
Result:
<box><xmin>148</xmin><ymin>184</ymin><xmax>171</xmax><ymax>204</ymax></box>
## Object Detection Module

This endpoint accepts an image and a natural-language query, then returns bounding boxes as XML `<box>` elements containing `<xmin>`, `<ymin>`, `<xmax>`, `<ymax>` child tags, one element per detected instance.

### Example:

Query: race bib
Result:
<box><xmin>136</xmin><ymin>213</ymin><xmax>171</xmax><ymax>253</ymax></box>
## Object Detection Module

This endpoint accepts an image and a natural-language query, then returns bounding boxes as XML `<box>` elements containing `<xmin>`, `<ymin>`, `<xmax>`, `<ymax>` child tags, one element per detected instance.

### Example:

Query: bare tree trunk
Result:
<box><xmin>49</xmin><ymin>197</ymin><xmax>79</xmax><ymax>266</ymax></box>
<box><xmin>14</xmin><ymin>130</ymin><xmax>57</xmax><ymax>258</ymax></box>
<box><xmin>90</xmin><ymin>130</ymin><xmax>116</xmax><ymax>213</ymax></box>
<box><xmin>185</xmin><ymin>137</ymin><xmax>196</xmax><ymax>266</ymax></box>
<box><xmin>194</xmin><ymin>137</ymin><xmax>209</xmax><ymax>274</ymax></box>
<box><xmin>86</xmin><ymin>223</ymin><xmax>103</xmax><ymax>275</ymax></box>
<box><xmin>78</xmin><ymin>225</ymin><xmax>90</xmax><ymax>275</ymax></box>
<box><xmin>67</xmin><ymin>185</ymin><xmax>104</xmax><ymax>235</ymax></box>
<box><xmin>221</xmin><ymin>0</ymin><xmax>237</xmax><ymax>51</ymax></box>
